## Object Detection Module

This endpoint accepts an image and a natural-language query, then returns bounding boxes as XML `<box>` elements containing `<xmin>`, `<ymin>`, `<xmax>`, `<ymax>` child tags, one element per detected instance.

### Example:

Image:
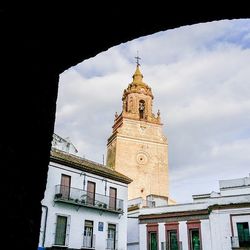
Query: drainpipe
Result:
<box><xmin>42</xmin><ymin>205</ymin><xmax>48</xmax><ymax>248</ymax></box>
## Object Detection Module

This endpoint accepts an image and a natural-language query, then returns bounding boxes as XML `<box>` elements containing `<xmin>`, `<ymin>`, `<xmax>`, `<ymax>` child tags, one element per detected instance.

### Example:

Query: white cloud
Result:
<box><xmin>55</xmin><ymin>19</ymin><xmax>250</xmax><ymax>203</ymax></box>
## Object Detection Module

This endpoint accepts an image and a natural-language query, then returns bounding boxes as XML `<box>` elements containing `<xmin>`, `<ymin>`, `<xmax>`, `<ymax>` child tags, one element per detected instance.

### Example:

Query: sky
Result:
<box><xmin>55</xmin><ymin>19</ymin><xmax>250</xmax><ymax>203</ymax></box>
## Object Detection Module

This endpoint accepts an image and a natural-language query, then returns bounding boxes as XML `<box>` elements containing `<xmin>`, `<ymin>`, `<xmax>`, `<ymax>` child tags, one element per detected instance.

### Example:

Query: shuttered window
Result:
<box><xmin>60</xmin><ymin>174</ymin><xmax>71</xmax><ymax>199</ymax></box>
<box><xmin>237</xmin><ymin>222</ymin><xmax>250</xmax><ymax>247</ymax></box>
<box><xmin>87</xmin><ymin>181</ymin><xmax>96</xmax><ymax>205</ymax></box>
<box><xmin>107</xmin><ymin>224</ymin><xmax>117</xmax><ymax>250</ymax></box>
<box><xmin>55</xmin><ymin>216</ymin><xmax>67</xmax><ymax>246</ymax></box>
<box><xmin>109</xmin><ymin>187</ymin><xmax>117</xmax><ymax>210</ymax></box>
<box><xmin>83</xmin><ymin>220</ymin><xmax>94</xmax><ymax>248</ymax></box>
<box><xmin>147</xmin><ymin>224</ymin><xmax>158</xmax><ymax>250</ymax></box>
<box><xmin>187</xmin><ymin>220</ymin><xmax>202</xmax><ymax>250</ymax></box>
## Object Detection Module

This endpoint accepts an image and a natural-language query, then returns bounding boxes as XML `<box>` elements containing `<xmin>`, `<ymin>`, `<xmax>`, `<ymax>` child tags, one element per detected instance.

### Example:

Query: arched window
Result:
<box><xmin>139</xmin><ymin>100</ymin><xmax>145</xmax><ymax>119</ymax></box>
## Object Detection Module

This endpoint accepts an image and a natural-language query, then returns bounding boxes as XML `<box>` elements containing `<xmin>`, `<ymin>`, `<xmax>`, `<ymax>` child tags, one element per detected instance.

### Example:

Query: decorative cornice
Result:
<box><xmin>139</xmin><ymin>209</ymin><xmax>209</xmax><ymax>221</ymax></box>
<box><xmin>208</xmin><ymin>202</ymin><xmax>250</xmax><ymax>211</ymax></box>
<box><xmin>122</xmin><ymin>82</ymin><xmax>153</xmax><ymax>101</ymax></box>
<box><xmin>138</xmin><ymin>203</ymin><xmax>250</xmax><ymax>224</ymax></box>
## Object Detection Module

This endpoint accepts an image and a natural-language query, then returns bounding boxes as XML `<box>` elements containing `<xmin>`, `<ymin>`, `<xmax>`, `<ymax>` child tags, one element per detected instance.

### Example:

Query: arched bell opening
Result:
<box><xmin>139</xmin><ymin>100</ymin><xmax>145</xmax><ymax>119</ymax></box>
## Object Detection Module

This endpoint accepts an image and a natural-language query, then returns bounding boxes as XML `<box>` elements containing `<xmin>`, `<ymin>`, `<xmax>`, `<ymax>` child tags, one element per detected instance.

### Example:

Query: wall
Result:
<box><xmin>127</xmin><ymin>210</ymin><xmax>140</xmax><ymax>250</ymax></box>
<box><xmin>139</xmin><ymin>219</ymin><xmax>211</xmax><ymax>250</ymax></box>
<box><xmin>40</xmin><ymin>161</ymin><xmax>128</xmax><ymax>249</ymax></box>
<box><xmin>139</xmin><ymin>224</ymin><xmax>147</xmax><ymax>250</ymax></box>
<box><xmin>220</xmin><ymin>186</ymin><xmax>250</xmax><ymax>196</ymax></box>
<box><xmin>113</xmin><ymin>118</ymin><xmax>168</xmax><ymax>200</ymax></box>
<box><xmin>210</xmin><ymin>208</ymin><xmax>250</xmax><ymax>250</ymax></box>
<box><xmin>149</xmin><ymin>196</ymin><xmax>168</xmax><ymax>207</ymax></box>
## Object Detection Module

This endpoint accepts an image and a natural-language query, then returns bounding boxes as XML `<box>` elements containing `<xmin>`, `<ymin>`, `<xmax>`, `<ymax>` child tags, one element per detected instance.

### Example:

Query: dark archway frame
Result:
<box><xmin>1</xmin><ymin>4</ymin><xmax>249</xmax><ymax>249</ymax></box>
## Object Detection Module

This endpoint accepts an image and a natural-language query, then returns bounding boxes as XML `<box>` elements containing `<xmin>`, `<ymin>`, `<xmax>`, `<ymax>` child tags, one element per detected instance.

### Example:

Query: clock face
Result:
<box><xmin>136</xmin><ymin>152</ymin><xmax>149</xmax><ymax>165</ymax></box>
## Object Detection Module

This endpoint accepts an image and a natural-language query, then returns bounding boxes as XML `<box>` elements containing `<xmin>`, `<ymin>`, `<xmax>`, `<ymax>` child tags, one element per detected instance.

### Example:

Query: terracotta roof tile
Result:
<box><xmin>50</xmin><ymin>148</ymin><xmax>132</xmax><ymax>184</ymax></box>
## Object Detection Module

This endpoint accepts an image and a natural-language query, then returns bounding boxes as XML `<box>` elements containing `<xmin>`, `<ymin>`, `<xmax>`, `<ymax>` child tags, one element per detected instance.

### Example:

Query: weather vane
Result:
<box><xmin>135</xmin><ymin>51</ymin><xmax>141</xmax><ymax>66</ymax></box>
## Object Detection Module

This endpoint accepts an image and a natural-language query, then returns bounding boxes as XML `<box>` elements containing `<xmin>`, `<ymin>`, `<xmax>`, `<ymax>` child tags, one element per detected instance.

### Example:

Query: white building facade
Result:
<box><xmin>128</xmin><ymin>175</ymin><xmax>250</xmax><ymax>250</ymax></box>
<box><xmin>38</xmin><ymin>148</ymin><xmax>132</xmax><ymax>250</ymax></box>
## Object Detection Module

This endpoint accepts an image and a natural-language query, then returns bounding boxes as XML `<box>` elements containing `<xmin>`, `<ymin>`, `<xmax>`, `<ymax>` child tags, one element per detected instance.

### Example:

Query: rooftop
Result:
<box><xmin>219</xmin><ymin>175</ymin><xmax>250</xmax><ymax>189</ymax></box>
<box><xmin>50</xmin><ymin>148</ymin><xmax>133</xmax><ymax>184</ymax></box>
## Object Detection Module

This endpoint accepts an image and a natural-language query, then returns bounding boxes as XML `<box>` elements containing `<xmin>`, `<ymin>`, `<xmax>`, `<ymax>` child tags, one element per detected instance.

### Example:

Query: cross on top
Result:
<box><xmin>135</xmin><ymin>51</ymin><xmax>141</xmax><ymax>66</ymax></box>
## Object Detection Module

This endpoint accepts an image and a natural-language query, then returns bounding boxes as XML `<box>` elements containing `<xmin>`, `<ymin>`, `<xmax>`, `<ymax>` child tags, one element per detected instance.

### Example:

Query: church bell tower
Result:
<box><xmin>106</xmin><ymin>62</ymin><xmax>169</xmax><ymax>201</ymax></box>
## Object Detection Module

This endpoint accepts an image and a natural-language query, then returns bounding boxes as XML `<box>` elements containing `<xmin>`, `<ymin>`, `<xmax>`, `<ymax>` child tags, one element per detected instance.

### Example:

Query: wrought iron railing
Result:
<box><xmin>161</xmin><ymin>241</ymin><xmax>183</xmax><ymax>250</ymax></box>
<box><xmin>54</xmin><ymin>185</ymin><xmax>124</xmax><ymax>213</ymax></box>
<box><xmin>106</xmin><ymin>238</ymin><xmax>118</xmax><ymax>250</ymax></box>
<box><xmin>83</xmin><ymin>234</ymin><xmax>95</xmax><ymax>249</ymax></box>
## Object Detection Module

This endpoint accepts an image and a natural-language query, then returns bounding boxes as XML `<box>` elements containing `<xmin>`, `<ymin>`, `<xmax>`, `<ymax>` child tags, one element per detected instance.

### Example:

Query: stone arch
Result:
<box><xmin>1</xmin><ymin>4</ymin><xmax>248</xmax><ymax>249</ymax></box>
<box><xmin>139</xmin><ymin>99</ymin><xmax>146</xmax><ymax>119</ymax></box>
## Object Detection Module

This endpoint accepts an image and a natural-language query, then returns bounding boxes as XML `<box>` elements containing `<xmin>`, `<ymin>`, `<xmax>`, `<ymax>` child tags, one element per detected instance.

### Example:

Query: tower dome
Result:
<box><xmin>120</xmin><ymin>65</ymin><xmax>160</xmax><ymax>124</ymax></box>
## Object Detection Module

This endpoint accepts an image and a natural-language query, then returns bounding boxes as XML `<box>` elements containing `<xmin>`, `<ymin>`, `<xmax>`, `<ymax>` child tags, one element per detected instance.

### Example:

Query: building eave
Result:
<box><xmin>139</xmin><ymin>209</ymin><xmax>209</xmax><ymax>220</ymax></box>
<box><xmin>208</xmin><ymin>202</ymin><xmax>250</xmax><ymax>211</ymax></box>
<box><xmin>50</xmin><ymin>148</ymin><xmax>133</xmax><ymax>184</ymax></box>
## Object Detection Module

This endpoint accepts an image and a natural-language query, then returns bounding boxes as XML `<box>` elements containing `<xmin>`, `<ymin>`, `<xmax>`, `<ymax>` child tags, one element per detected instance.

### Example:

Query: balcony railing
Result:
<box><xmin>106</xmin><ymin>238</ymin><xmax>118</xmax><ymax>250</ymax></box>
<box><xmin>231</xmin><ymin>236</ymin><xmax>250</xmax><ymax>248</ymax></box>
<box><xmin>161</xmin><ymin>241</ymin><xmax>183</xmax><ymax>250</ymax></box>
<box><xmin>128</xmin><ymin>197</ymin><xmax>155</xmax><ymax>209</ymax></box>
<box><xmin>54</xmin><ymin>185</ymin><xmax>124</xmax><ymax>213</ymax></box>
<box><xmin>82</xmin><ymin>234</ymin><xmax>95</xmax><ymax>249</ymax></box>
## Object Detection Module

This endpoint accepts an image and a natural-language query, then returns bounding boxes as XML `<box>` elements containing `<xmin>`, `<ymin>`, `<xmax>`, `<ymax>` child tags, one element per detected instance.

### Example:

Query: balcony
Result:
<box><xmin>231</xmin><ymin>236</ymin><xmax>250</xmax><ymax>248</ymax></box>
<box><xmin>82</xmin><ymin>234</ymin><xmax>95</xmax><ymax>249</ymax></box>
<box><xmin>161</xmin><ymin>241</ymin><xmax>183</xmax><ymax>250</ymax></box>
<box><xmin>54</xmin><ymin>185</ymin><xmax>124</xmax><ymax>214</ymax></box>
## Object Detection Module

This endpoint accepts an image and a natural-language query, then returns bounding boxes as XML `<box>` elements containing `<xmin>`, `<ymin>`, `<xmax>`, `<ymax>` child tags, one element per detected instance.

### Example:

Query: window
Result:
<box><xmin>149</xmin><ymin>232</ymin><xmax>158</xmax><ymax>250</ymax></box>
<box><xmin>151</xmin><ymin>201</ymin><xmax>156</xmax><ymax>208</ymax></box>
<box><xmin>107</xmin><ymin>224</ymin><xmax>117</xmax><ymax>250</ymax></box>
<box><xmin>54</xmin><ymin>215</ymin><xmax>68</xmax><ymax>246</ymax></box>
<box><xmin>189</xmin><ymin>229</ymin><xmax>200</xmax><ymax>250</ymax></box>
<box><xmin>139</xmin><ymin>100</ymin><xmax>145</xmax><ymax>119</ymax></box>
<box><xmin>168</xmin><ymin>231</ymin><xmax>178</xmax><ymax>250</ymax></box>
<box><xmin>147</xmin><ymin>224</ymin><xmax>158</xmax><ymax>250</ymax></box>
<box><xmin>165</xmin><ymin>222</ymin><xmax>180</xmax><ymax>250</ymax></box>
<box><xmin>109</xmin><ymin>187</ymin><xmax>117</xmax><ymax>210</ymax></box>
<box><xmin>60</xmin><ymin>174</ymin><xmax>71</xmax><ymax>199</ymax></box>
<box><xmin>237</xmin><ymin>222</ymin><xmax>250</xmax><ymax>247</ymax></box>
<box><xmin>83</xmin><ymin>220</ymin><xmax>94</xmax><ymax>248</ymax></box>
<box><xmin>87</xmin><ymin>181</ymin><xmax>96</xmax><ymax>205</ymax></box>
<box><xmin>187</xmin><ymin>221</ymin><xmax>202</xmax><ymax>250</ymax></box>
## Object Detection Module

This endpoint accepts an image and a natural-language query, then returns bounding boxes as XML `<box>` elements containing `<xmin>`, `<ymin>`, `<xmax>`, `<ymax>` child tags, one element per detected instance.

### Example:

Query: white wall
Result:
<box><xmin>158</xmin><ymin>223</ymin><xmax>165</xmax><ymax>247</ymax></box>
<box><xmin>201</xmin><ymin>220</ymin><xmax>212</xmax><ymax>250</ymax></box>
<box><xmin>40</xmin><ymin>161</ymin><xmax>129</xmax><ymax>250</ymax></box>
<box><xmin>138</xmin><ymin>219</ymin><xmax>211</xmax><ymax>250</ymax></box>
<box><xmin>139</xmin><ymin>224</ymin><xmax>147</xmax><ymax>250</ymax></box>
<box><xmin>219</xmin><ymin>176</ymin><xmax>250</xmax><ymax>189</ymax></box>
<box><xmin>209</xmin><ymin>208</ymin><xmax>250</xmax><ymax>250</ymax></box>
<box><xmin>139</xmin><ymin>202</ymin><xmax>207</xmax><ymax>215</ymax></box>
<box><xmin>135</xmin><ymin>176</ymin><xmax>250</xmax><ymax>250</ymax></box>
<box><xmin>127</xmin><ymin>210</ymin><xmax>140</xmax><ymax>250</ymax></box>
<box><xmin>137</xmin><ymin>208</ymin><xmax>250</xmax><ymax>250</ymax></box>
<box><xmin>151</xmin><ymin>196</ymin><xmax>168</xmax><ymax>207</ymax></box>
<box><xmin>219</xmin><ymin>176</ymin><xmax>250</xmax><ymax>196</ymax></box>
<box><xmin>179</xmin><ymin>221</ymin><xmax>188</xmax><ymax>250</ymax></box>
<box><xmin>210</xmin><ymin>211</ymin><xmax>233</xmax><ymax>250</ymax></box>
<box><xmin>220</xmin><ymin>186</ymin><xmax>250</xmax><ymax>196</ymax></box>
<box><xmin>231</xmin><ymin>213</ymin><xmax>250</xmax><ymax>237</ymax></box>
